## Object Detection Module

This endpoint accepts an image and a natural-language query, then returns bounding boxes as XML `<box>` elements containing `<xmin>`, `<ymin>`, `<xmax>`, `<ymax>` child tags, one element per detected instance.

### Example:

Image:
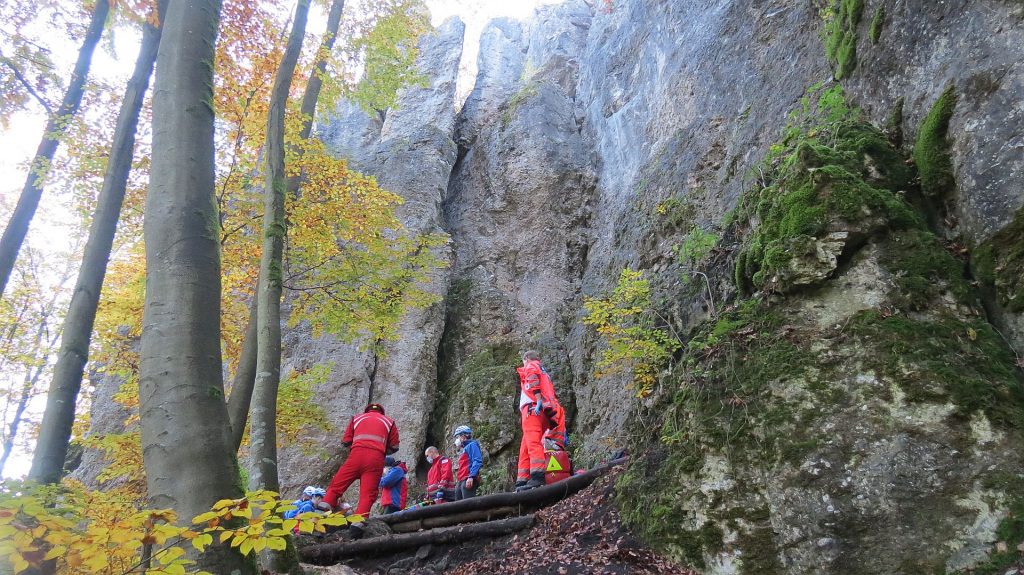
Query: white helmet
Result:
<box><xmin>452</xmin><ymin>425</ymin><xmax>472</xmax><ymax>438</ymax></box>
<box><xmin>302</xmin><ymin>485</ymin><xmax>317</xmax><ymax>497</ymax></box>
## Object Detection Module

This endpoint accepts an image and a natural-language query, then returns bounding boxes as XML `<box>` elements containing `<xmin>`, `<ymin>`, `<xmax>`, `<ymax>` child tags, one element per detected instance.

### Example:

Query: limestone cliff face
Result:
<box><xmin>422</xmin><ymin>0</ymin><xmax>1024</xmax><ymax>572</ymax></box>
<box><xmin>279</xmin><ymin>16</ymin><xmax>466</xmax><ymax>495</ymax></box>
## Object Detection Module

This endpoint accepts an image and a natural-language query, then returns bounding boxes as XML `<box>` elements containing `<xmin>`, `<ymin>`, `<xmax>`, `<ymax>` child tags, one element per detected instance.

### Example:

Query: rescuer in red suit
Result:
<box><xmin>323</xmin><ymin>403</ymin><xmax>399</xmax><ymax>518</ymax></box>
<box><xmin>515</xmin><ymin>350</ymin><xmax>561</xmax><ymax>491</ymax></box>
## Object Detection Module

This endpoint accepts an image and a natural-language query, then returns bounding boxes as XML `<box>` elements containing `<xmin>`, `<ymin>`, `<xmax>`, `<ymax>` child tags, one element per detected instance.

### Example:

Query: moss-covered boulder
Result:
<box><xmin>619</xmin><ymin>114</ymin><xmax>1024</xmax><ymax>574</ymax></box>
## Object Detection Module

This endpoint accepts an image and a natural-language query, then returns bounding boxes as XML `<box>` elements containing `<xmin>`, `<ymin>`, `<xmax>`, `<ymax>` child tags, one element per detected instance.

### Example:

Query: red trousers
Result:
<box><xmin>324</xmin><ymin>446</ymin><xmax>384</xmax><ymax>516</ymax></box>
<box><xmin>517</xmin><ymin>407</ymin><xmax>547</xmax><ymax>481</ymax></box>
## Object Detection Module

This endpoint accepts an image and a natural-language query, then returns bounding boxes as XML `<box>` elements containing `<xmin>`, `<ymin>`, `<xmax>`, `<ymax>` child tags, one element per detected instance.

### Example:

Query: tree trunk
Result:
<box><xmin>225</xmin><ymin>0</ymin><xmax>345</xmax><ymax>449</ymax></box>
<box><xmin>300</xmin><ymin>515</ymin><xmax>536</xmax><ymax>564</ymax></box>
<box><xmin>249</xmin><ymin>1</ymin><xmax>310</xmax><ymax>573</ymax></box>
<box><xmin>28</xmin><ymin>0</ymin><xmax>168</xmax><ymax>485</ymax></box>
<box><xmin>0</xmin><ymin>0</ymin><xmax>109</xmax><ymax>301</ymax></box>
<box><xmin>139</xmin><ymin>1</ymin><xmax>252</xmax><ymax>573</ymax></box>
<box><xmin>226</xmin><ymin>295</ymin><xmax>259</xmax><ymax>452</ymax></box>
<box><xmin>297</xmin><ymin>0</ymin><xmax>345</xmax><ymax>141</ymax></box>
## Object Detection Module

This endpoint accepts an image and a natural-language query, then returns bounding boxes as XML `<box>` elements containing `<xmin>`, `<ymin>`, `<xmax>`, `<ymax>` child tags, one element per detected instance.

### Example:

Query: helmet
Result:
<box><xmin>365</xmin><ymin>403</ymin><xmax>385</xmax><ymax>415</ymax></box>
<box><xmin>302</xmin><ymin>485</ymin><xmax>317</xmax><ymax>497</ymax></box>
<box><xmin>384</xmin><ymin>456</ymin><xmax>397</xmax><ymax>467</ymax></box>
<box><xmin>313</xmin><ymin>487</ymin><xmax>326</xmax><ymax>497</ymax></box>
<box><xmin>452</xmin><ymin>425</ymin><xmax>472</xmax><ymax>438</ymax></box>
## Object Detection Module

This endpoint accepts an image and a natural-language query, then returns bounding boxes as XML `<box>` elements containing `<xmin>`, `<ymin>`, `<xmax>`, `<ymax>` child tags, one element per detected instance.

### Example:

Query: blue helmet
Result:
<box><xmin>452</xmin><ymin>425</ymin><xmax>472</xmax><ymax>438</ymax></box>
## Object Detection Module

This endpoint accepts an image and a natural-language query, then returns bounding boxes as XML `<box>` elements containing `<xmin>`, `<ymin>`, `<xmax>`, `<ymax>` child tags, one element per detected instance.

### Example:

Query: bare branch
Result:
<box><xmin>0</xmin><ymin>52</ymin><xmax>54</xmax><ymax>115</ymax></box>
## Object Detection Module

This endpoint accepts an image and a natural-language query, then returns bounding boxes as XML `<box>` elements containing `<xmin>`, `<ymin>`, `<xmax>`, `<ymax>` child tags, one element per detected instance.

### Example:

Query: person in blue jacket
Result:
<box><xmin>453</xmin><ymin>425</ymin><xmax>483</xmax><ymax>499</ymax></box>
<box><xmin>378</xmin><ymin>456</ymin><xmax>408</xmax><ymax>514</ymax></box>
<box><xmin>284</xmin><ymin>486</ymin><xmax>329</xmax><ymax>519</ymax></box>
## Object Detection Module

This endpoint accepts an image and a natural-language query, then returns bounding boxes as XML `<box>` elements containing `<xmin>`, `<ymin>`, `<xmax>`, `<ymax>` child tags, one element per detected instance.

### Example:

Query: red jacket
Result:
<box><xmin>517</xmin><ymin>359</ymin><xmax>557</xmax><ymax>410</ymax></box>
<box><xmin>426</xmin><ymin>456</ymin><xmax>455</xmax><ymax>495</ymax></box>
<box><xmin>342</xmin><ymin>411</ymin><xmax>399</xmax><ymax>454</ymax></box>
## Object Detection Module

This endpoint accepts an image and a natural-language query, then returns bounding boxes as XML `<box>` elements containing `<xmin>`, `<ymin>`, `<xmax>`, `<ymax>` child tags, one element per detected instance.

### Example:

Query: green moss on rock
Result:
<box><xmin>824</xmin><ymin>0</ymin><xmax>865</xmax><ymax>79</ymax></box>
<box><xmin>973</xmin><ymin>207</ymin><xmax>1024</xmax><ymax>313</ymax></box>
<box><xmin>885</xmin><ymin>97</ymin><xmax>904</xmax><ymax>147</ymax></box>
<box><xmin>737</xmin><ymin>122</ymin><xmax>918</xmax><ymax>293</ymax></box>
<box><xmin>869</xmin><ymin>5</ymin><xmax>885</xmax><ymax>44</ymax></box>
<box><xmin>878</xmin><ymin>229</ymin><xmax>971</xmax><ymax>309</ymax></box>
<box><xmin>434</xmin><ymin>343</ymin><xmax>521</xmax><ymax>459</ymax></box>
<box><xmin>913</xmin><ymin>85</ymin><xmax>957</xmax><ymax>199</ymax></box>
<box><xmin>845</xmin><ymin>311</ymin><xmax>1024</xmax><ymax>427</ymax></box>
<box><xmin>973</xmin><ymin>474</ymin><xmax>1024</xmax><ymax>575</ymax></box>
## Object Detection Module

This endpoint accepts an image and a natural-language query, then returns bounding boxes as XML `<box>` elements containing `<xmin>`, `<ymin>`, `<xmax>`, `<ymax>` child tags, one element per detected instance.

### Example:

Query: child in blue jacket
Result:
<box><xmin>379</xmin><ymin>456</ymin><xmax>408</xmax><ymax>514</ymax></box>
<box><xmin>284</xmin><ymin>486</ymin><xmax>330</xmax><ymax>519</ymax></box>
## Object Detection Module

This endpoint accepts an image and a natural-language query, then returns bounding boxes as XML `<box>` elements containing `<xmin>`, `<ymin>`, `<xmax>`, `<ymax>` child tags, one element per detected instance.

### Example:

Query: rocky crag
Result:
<box><xmin>74</xmin><ymin>0</ymin><xmax>1024</xmax><ymax>572</ymax></box>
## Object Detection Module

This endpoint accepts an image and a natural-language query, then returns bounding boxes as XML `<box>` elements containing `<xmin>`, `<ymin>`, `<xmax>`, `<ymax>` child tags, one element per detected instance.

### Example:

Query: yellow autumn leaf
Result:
<box><xmin>193</xmin><ymin>511</ymin><xmax>218</xmax><ymax>524</ymax></box>
<box><xmin>43</xmin><ymin>545</ymin><xmax>67</xmax><ymax>560</ymax></box>
<box><xmin>239</xmin><ymin>538</ymin><xmax>254</xmax><ymax>556</ymax></box>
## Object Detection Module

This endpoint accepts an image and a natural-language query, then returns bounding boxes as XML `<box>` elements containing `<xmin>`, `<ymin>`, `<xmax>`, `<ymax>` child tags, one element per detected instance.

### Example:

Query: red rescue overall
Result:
<box><xmin>324</xmin><ymin>407</ymin><xmax>399</xmax><ymax>516</ymax></box>
<box><xmin>516</xmin><ymin>359</ymin><xmax>558</xmax><ymax>482</ymax></box>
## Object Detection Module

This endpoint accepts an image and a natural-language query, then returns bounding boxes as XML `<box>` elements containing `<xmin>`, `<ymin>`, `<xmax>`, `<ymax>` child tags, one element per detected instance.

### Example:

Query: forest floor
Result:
<box><xmin>299</xmin><ymin>467</ymin><xmax>695</xmax><ymax>575</ymax></box>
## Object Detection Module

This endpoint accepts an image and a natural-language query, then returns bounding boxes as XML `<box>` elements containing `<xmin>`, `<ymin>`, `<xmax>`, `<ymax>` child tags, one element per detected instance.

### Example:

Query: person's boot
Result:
<box><xmin>513</xmin><ymin>479</ymin><xmax>528</xmax><ymax>492</ymax></box>
<box><xmin>522</xmin><ymin>471</ymin><xmax>546</xmax><ymax>491</ymax></box>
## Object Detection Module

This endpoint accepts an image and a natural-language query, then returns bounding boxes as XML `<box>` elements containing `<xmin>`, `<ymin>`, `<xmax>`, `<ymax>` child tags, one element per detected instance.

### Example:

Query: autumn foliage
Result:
<box><xmin>0</xmin><ymin>482</ymin><xmax>354</xmax><ymax>574</ymax></box>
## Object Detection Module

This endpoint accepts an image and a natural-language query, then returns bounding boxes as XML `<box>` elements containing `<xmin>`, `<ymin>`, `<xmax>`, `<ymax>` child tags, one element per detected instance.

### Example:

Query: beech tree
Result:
<box><xmin>29</xmin><ymin>0</ymin><xmax>168</xmax><ymax>486</ymax></box>
<box><xmin>248</xmin><ymin>1</ymin><xmax>311</xmax><ymax>572</ymax></box>
<box><xmin>139</xmin><ymin>0</ymin><xmax>253</xmax><ymax>572</ymax></box>
<box><xmin>0</xmin><ymin>0</ymin><xmax>109</xmax><ymax>301</ymax></box>
<box><xmin>227</xmin><ymin>0</ymin><xmax>348</xmax><ymax>454</ymax></box>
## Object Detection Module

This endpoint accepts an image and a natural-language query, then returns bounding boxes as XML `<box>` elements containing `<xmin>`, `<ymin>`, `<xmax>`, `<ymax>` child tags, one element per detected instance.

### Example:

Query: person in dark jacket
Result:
<box><xmin>379</xmin><ymin>456</ymin><xmax>408</xmax><ymax>514</ymax></box>
<box><xmin>453</xmin><ymin>425</ymin><xmax>483</xmax><ymax>500</ymax></box>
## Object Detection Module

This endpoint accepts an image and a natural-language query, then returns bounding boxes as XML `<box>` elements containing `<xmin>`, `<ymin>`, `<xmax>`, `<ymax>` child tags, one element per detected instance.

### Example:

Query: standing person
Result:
<box><xmin>515</xmin><ymin>350</ymin><xmax>559</xmax><ymax>491</ymax></box>
<box><xmin>453</xmin><ymin>425</ymin><xmax>483</xmax><ymax>499</ymax></box>
<box><xmin>424</xmin><ymin>446</ymin><xmax>455</xmax><ymax>503</ymax></box>
<box><xmin>323</xmin><ymin>403</ymin><xmax>399</xmax><ymax>521</ymax></box>
<box><xmin>379</xmin><ymin>456</ymin><xmax>408</xmax><ymax>514</ymax></box>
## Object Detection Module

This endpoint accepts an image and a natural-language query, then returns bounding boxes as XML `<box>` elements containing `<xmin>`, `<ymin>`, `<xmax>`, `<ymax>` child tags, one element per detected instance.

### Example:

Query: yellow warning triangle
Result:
<box><xmin>546</xmin><ymin>455</ymin><xmax>563</xmax><ymax>472</ymax></box>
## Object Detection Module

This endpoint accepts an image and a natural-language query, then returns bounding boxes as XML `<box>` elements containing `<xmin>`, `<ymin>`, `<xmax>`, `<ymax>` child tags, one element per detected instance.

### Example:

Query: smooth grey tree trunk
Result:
<box><xmin>249</xmin><ymin>2</ymin><xmax>311</xmax><ymax>573</ymax></box>
<box><xmin>298</xmin><ymin>0</ymin><xmax>345</xmax><ymax>141</ymax></box>
<box><xmin>227</xmin><ymin>0</ymin><xmax>345</xmax><ymax>454</ymax></box>
<box><xmin>140</xmin><ymin>1</ymin><xmax>252</xmax><ymax>573</ymax></box>
<box><xmin>227</xmin><ymin>294</ymin><xmax>259</xmax><ymax>452</ymax></box>
<box><xmin>28</xmin><ymin>0</ymin><xmax>168</xmax><ymax>485</ymax></box>
<box><xmin>0</xmin><ymin>0</ymin><xmax>109</xmax><ymax>302</ymax></box>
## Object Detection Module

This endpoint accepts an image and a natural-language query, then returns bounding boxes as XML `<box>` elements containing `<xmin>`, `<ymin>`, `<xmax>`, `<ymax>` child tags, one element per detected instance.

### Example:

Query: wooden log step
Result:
<box><xmin>380</xmin><ymin>456</ymin><xmax>628</xmax><ymax>526</ymax></box>
<box><xmin>299</xmin><ymin>515</ymin><xmax>536</xmax><ymax>564</ymax></box>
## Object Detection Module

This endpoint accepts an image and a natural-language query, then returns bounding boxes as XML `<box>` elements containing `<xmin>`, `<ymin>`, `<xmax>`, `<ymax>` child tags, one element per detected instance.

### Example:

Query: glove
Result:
<box><xmin>465</xmin><ymin>477</ymin><xmax>475</xmax><ymax>489</ymax></box>
<box><xmin>532</xmin><ymin>399</ymin><xmax>544</xmax><ymax>416</ymax></box>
